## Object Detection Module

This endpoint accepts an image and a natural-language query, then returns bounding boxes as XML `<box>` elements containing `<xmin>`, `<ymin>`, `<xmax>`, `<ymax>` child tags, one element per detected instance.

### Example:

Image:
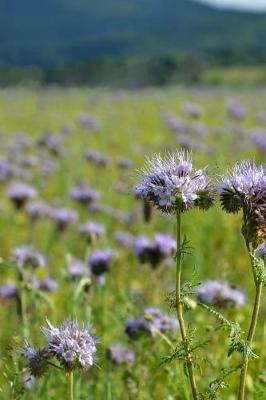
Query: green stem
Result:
<box><xmin>18</xmin><ymin>270</ymin><xmax>29</xmax><ymax>338</ymax></box>
<box><xmin>175</xmin><ymin>211</ymin><xmax>198</xmax><ymax>400</ymax></box>
<box><xmin>237</xmin><ymin>255</ymin><xmax>263</xmax><ymax>400</ymax></box>
<box><xmin>67</xmin><ymin>371</ymin><xmax>74</xmax><ymax>400</ymax></box>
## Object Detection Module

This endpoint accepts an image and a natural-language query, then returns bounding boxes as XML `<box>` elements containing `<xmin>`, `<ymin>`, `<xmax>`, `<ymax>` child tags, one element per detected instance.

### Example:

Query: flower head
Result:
<box><xmin>197</xmin><ymin>280</ymin><xmax>246</xmax><ymax>308</ymax></box>
<box><xmin>21</xmin><ymin>342</ymin><xmax>50</xmax><ymax>377</ymax></box>
<box><xmin>41</xmin><ymin>319</ymin><xmax>98</xmax><ymax>371</ymax></box>
<box><xmin>136</xmin><ymin>151</ymin><xmax>214</xmax><ymax>213</ymax></box>
<box><xmin>219</xmin><ymin>161</ymin><xmax>266</xmax><ymax>244</ymax></box>
<box><xmin>89</xmin><ymin>249</ymin><xmax>114</xmax><ymax>276</ymax></box>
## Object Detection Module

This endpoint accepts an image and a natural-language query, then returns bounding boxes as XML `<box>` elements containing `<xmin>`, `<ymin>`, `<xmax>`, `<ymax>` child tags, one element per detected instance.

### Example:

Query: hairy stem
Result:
<box><xmin>67</xmin><ymin>371</ymin><xmax>74</xmax><ymax>400</ymax></box>
<box><xmin>237</xmin><ymin>251</ymin><xmax>263</xmax><ymax>400</ymax></box>
<box><xmin>175</xmin><ymin>211</ymin><xmax>198</xmax><ymax>400</ymax></box>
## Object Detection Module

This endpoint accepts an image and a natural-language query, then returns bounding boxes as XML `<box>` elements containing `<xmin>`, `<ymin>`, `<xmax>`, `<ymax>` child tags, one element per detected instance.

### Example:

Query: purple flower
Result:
<box><xmin>183</xmin><ymin>103</ymin><xmax>203</xmax><ymax>119</ymax></box>
<box><xmin>32</xmin><ymin>278</ymin><xmax>58</xmax><ymax>293</ymax></box>
<box><xmin>136</xmin><ymin>151</ymin><xmax>214</xmax><ymax>213</ymax></box>
<box><xmin>79</xmin><ymin>221</ymin><xmax>105</xmax><ymax>243</ymax></box>
<box><xmin>143</xmin><ymin>307</ymin><xmax>179</xmax><ymax>333</ymax></box>
<box><xmin>78</xmin><ymin>113</ymin><xmax>100</xmax><ymax>131</ymax></box>
<box><xmin>227</xmin><ymin>99</ymin><xmax>246</xmax><ymax>120</ymax></box>
<box><xmin>114</xmin><ymin>231</ymin><xmax>135</xmax><ymax>247</ymax></box>
<box><xmin>117</xmin><ymin>157</ymin><xmax>133</xmax><ymax>170</ymax></box>
<box><xmin>70</xmin><ymin>185</ymin><xmax>101</xmax><ymax>205</ymax></box>
<box><xmin>85</xmin><ymin>149</ymin><xmax>111</xmax><ymax>166</ymax></box>
<box><xmin>134</xmin><ymin>234</ymin><xmax>176</xmax><ymax>268</ymax></box>
<box><xmin>125</xmin><ymin>317</ymin><xmax>150</xmax><ymax>339</ymax></box>
<box><xmin>219</xmin><ymin>161</ymin><xmax>266</xmax><ymax>243</ymax></box>
<box><xmin>251</xmin><ymin>130</ymin><xmax>266</xmax><ymax>152</ymax></box>
<box><xmin>37</xmin><ymin>133</ymin><xmax>64</xmax><ymax>156</ymax></box>
<box><xmin>107</xmin><ymin>344</ymin><xmax>135</xmax><ymax>365</ymax></box>
<box><xmin>256</xmin><ymin>243</ymin><xmax>266</xmax><ymax>261</ymax></box>
<box><xmin>89</xmin><ymin>249</ymin><xmax>114</xmax><ymax>276</ymax></box>
<box><xmin>7</xmin><ymin>182</ymin><xmax>37</xmax><ymax>209</ymax></box>
<box><xmin>49</xmin><ymin>207</ymin><xmax>78</xmax><ymax>231</ymax></box>
<box><xmin>12</xmin><ymin>245</ymin><xmax>46</xmax><ymax>269</ymax></box>
<box><xmin>154</xmin><ymin>233</ymin><xmax>176</xmax><ymax>257</ymax></box>
<box><xmin>68</xmin><ymin>258</ymin><xmax>88</xmax><ymax>280</ymax></box>
<box><xmin>197</xmin><ymin>280</ymin><xmax>246</xmax><ymax>308</ymax></box>
<box><xmin>0</xmin><ymin>283</ymin><xmax>18</xmax><ymax>299</ymax></box>
<box><xmin>41</xmin><ymin>319</ymin><xmax>98</xmax><ymax>371</ymax></box>
<box><xmin>21</xmin><ymin>343</ymin><xmax>50</xmax><ymax>377</ymax></box>
<box><xmin>25</xmin><ymin>201</ymin><xmax>51</xmax><ymax>221</ymax></box>
<box><xmin>0</xmin><ymin>159</ymin><xmax>12</xmax><ymax>181</ymax></box>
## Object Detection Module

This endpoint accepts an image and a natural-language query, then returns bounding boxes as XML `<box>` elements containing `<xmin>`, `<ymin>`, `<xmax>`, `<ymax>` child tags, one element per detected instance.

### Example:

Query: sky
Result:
<box><xmin>198</xmin><ymin>0</ymin><xmax>266</xmax><ymax>11</ymax></box>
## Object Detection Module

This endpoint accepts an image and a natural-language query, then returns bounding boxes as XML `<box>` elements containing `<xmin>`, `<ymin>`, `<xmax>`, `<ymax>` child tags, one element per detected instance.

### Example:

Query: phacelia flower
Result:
<box><xmin>134</xmin><ymin>234</ymin><xmax>176</xmax><ymax>268</ymax></box>
<box><xmin>136</xmin><ymin>151</ymin><xmax>214</xmax><ymax>213</ymax></box>
<box><xmin>107</xmin><ymin>344</ymin><xmax>135</xmax><ymax>365</ymax></box>
<box><xmin>219</xmin><ymin>161</ymin><xmax>266</xmax><ymax>244</ymax></box>
<box><xmin>21</xmin><ymin>343</ymin><xmax>50</xmax><ymax>378</ymax></box>
<box><xmin>89</xmin><ymin>249</ymin><xmax>114</xmax><ymax>276</ymax></box>
<box><xmin>70</xmin><ymin>185</ymin><xmax>101</xmax><ymax>205</ymax></box>
<box><xmin>12</xmin><ymin>245</ymin><xmax>46</xmax><ymax>269</ymax></box>
<box><xmin>79</xmin><ymin>221</ymin><xmax>105</xmax><ymax>243</ymax></box>
<box><xmin>197</xmin><ymin>280</ymin><xmax>246</xmax><ymax>308</ymax></box>
<box><xmin>7</xmin><ymin>182</ymin><xmax>37</xmax><ymax>209</ymax></box>
<box><xmin>49</xmin><ymin>207</ymin><xmax>78</xmax><ymax>231</ymax></box>
<box><xmin>41</xmin><ymin>319</ymin><xmax>98</xmax><ymax>371</ymax></box>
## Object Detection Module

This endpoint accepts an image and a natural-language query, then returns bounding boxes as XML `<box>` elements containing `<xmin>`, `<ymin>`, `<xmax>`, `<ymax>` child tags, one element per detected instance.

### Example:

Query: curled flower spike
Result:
<box><xmin>41</xmin><ymin>319</ymin><xmax>98</xmax><ymax>372</ymax></box>
<box><xmin>20</xmin><ymin>342</ymin><xmax>50</xmax><ymax>378</ymax></box>
<box><xmin>135</xmin><ymin>151</ymin><xmax>215</xmax><ymax>214</ymax></box>
<box><xmin>219</xmin><ymin>161</ymin><xmax>266</xmax><ymax>245</ymax></box>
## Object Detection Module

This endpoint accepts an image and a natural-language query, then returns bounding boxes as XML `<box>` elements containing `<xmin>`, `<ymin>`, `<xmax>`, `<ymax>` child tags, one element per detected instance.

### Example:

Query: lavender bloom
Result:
<box><xmin>134</xmin><ymin>234</ymin><xmax>176</xmax><ymax>268</ymax></box>
<box><xmin>25</xmin><ymin>201</ymin><xmax>51</xmax><ymax>221</ymax></box>
<box><xmin>78</xmin><ymin>113</ymin><xmax>100</xmax><ymax>131</ymax></box>
<box><xmin>0</xmin><ymin>159</ymin><xmax>12</xmax><ymax>181</ymax></box>
<box><xmin>21</xmin><ymin>343</ymin><xmax>50</xmax><ymax>378</ymax></box>
<box><xmin>257</xmin><ymin>111</ymin><xmax>266</xmax><ymax>124</ymax></box>
<box><xmin>197</xmin><ymin>280</ymin><xmax>246</xmax><ymax>308</ymax></box>
<box><xmin>125</xmin><ymin>308</ymin><xmax>178</xmax><ymax>338</ymax></box>
<box><xmin>251</xmin><ymin>130</ymin><xmax>266</xmax><ymax>152</ymax></box>
<box><xmin>125</xmin><ymin>317</ymin><xmax>151</xmax><ymax>338</ymax></box>
<box><xmin>7</xmin><ymin>182</ymin><xmax>37</xmax><ymax>209</ymax></box>
<box><xmin>117</xmin><ymin>157</ymin><xmax>133</xmax><ymax>170</ymax></box>
<box><xmin>144</xmin><ymin>307</ymin><xmax>179</xmax><ymax>333</ymax></box>
<box><xmin>219</xmin><ymin>161</ymin><xmax>266</xmax><ymax>243</ymax></box>
<box><xmin>0</xmin><ymin>283</ymin><xmax>18</xmax><ymax>299</ymax></box>
<box><xmin>68</xmin><ymin>258</ymin><xmax>88</xmax><ymax>280</ymax></box>
<box><xmin>70</xmin><ymin>185</ymin><xmax>101</xmax><ymax>205</ymax></box>
<box><xmin>183</xmin><ymin>103</ymin><xmax>203</xmax><ymax>119</ymax></box>
<box><xmin>163</xmin><ymin>112</ymin><xmax>188</xmax><ymax>134</ymax></box>
<box><xmin>227</xmin><ymin>99</ymin><xmax>246</xmax><ymax>120</ymax></box>
<box><xmin>114</xmin><ymin>231</ymin><xmax>135</xmax><ymax>247</ymax></box>
<box><xmin>37</xmin><ymin>133</ymin><xmax>64</xmax><ymax>156</ymax></box>
<box><xmin>12</xmin><ymin>245</ymin><xmax>46</xmax><ymax>269</ymax></box>
<box><xmin>41</xmin><ymin>319</ymin><xmax>98</xmax><ymax>371</ymax></box>
<box><xmin>107</xmin><ymin>344</ymin><xmax>135</xmax><ymax>365</ymax></box>
<box><xmin>32</xmin><ymin>278</ymin><xmax>58</xmax><ymax>293</ymax></box>
<box><xmin>89</xmin><ymin>249</ymin><xmax>114</xmax><ymax>276</ymax></box>
<box><xmin>136</xmin><ymin>151</ymin><xmax>214</xmax><ymax>213</ymax></box>
<box><xmin>85</xmin><ymin>149</ymin><xmax>111</xmax><ymax>166</ymax></box>
<box><xmin>49</xmin><ymin>207</ymin><xmax>78</xmax><ymax>231</ymax></box>
<box><xmin>154</xmin><ymin>233</ymin><xmax>176</xmax><ymax>257</ymax></box>
<box><xmin>79</xmin><ymin>221</ymin><xmax>105</xmax><ymax>243</ymax></box>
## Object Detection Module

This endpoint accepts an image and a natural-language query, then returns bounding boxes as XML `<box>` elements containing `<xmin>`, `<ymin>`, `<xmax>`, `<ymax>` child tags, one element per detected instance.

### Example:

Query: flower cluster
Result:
<box><xmin>21</xmin><ymin>319</ymin><xmax>98</xmax><ymax>376</ymax></box>
<box><xmin>134</xmin><ymin>233</ymin><xmax>176</xmax><ymax>268</ymax></box>
<box><xmin>219</xmin><ymin>161</ymin><xmax>266</xmax><ymax>244</ymax></box>
<box><xmin>135</xmin><ymin>151</ymin><xmax>214</xmax><ymax>213</ymax></box>
<box><xmin>196</xmin><ymin>280</ymin><xmax>246</xmax><ymax>308</ymax></box>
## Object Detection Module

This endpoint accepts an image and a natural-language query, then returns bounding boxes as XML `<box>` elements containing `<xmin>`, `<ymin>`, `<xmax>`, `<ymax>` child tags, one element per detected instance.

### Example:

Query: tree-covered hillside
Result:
<box><xmin>1</xmin><ymin>0</ymin><xmax>266</xmax><ymax>65</ymax></box>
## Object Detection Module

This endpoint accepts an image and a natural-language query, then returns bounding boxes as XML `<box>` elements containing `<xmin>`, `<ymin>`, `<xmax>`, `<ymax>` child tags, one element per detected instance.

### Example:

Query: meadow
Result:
<box><xmin>0</xmin><ymin>85</ymin><xmax>265</xmax><ymax>399</ymax></box>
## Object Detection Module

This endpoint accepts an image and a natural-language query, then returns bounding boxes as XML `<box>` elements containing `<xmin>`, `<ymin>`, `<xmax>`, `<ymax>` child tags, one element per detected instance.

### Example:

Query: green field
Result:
<box><xmin>0</xmin><ymin>86</ymin><xmax>265</xmax><ymax>399</ymax></box>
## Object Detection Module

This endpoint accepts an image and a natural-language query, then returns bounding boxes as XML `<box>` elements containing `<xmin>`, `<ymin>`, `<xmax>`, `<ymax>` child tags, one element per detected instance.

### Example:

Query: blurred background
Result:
<box><xmin>1</xmin><ymin>0</ymin><xmax>266</xmax><ymax>87</ymax></box>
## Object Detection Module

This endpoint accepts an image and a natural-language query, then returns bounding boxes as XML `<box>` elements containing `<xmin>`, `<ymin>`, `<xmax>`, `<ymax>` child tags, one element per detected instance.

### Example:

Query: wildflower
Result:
<box><xmin>88</xmin><ymin>249</ymin><xmax>114</xmax><ymax>276</ymax></box>
<box><xmin>85</xmin><ymin>149</ymin><xmax>111</xmax><ymax>166</ymax></box>
<box><xmin>70</xmin><ymin>185</ymin><xmax>101</xmax><ymax>205</ymax></box>
<box><xmin>114</xmin><ymin>231</ymin><xmax>135</xmax><ymax>247</ymax></box>
<box><xmin>219</xmin><ymin>161</ymin><xmax>266</xmax><ymax>244</ymax></box>
<box><xmin>21</xmin><ymin>343</ymin><xmax>50</xmax><ymax>378</ymax></box>
<box><xmin>7</xmin><ymin>182</ymin><xmax>37</xmax><ymax>209</ymax></box>
<box><xmin>68</xmin><ymin>258</ymin><xmax>88</xmax><ymax>280</ymax></box>
<box><xmin>32</xmin><ymin>278</ymin><xmax>58</xmax><ymax>293</ymax></box>
<box><xmin>251</xmin><ymin>130</ymin><xmax>266</xmax><ymax>152</ymax></box>
<box><xmin>107</xmin><ymin>344</ymin><xmax>135</xmax><ymax>365</ymax></box>
<box><xmin>79</xmin><ymin>221</ymin><xmax>105</xmax><ymax>243</ymax></box>
<box><xmin>136</xmin><ymin>151</ymin><xmax>214</xmax><ymax>213</ymax></box>
<box><xmin>42</xmin><ymin>319</ymin><xmax>98</xmax><ymax>371</ymax></box>
<box><xmin>0</xmin><ymin>283</ymin><xmax>18</xmax><ymax>299</ymax></box>
<box><xmin>183</xmin><ymin>103</ymin><xmax>203</xmax><ymax>118</ymax></box>
<box><xmin>196</xmin><ymin>280</ymin><xmax>246</xmax><ymax>308</ymax></box>
<box><xmin>12</xmin><ymin>245</ymin><xmax>46</xmax><ymax>269</ymax></box>
<box><xmin>143</xmin><ymin>307</ymin><xmax>179</xmax><ymax>333</ymax></box>
<box><xmin>25</xmin><ymin>201</ymin><xmax>51</xmax><ymax>221</ymax></box>
<box><xmin>78</xmin><ymin>113</ymin><xmax>100</xmax><ymax>131</ymax></box>
<box><xmin>49</xmin><ymin>207</ymin><xmax>78</xmax><ymax>231</ymax></box>
<box><xmin>134</xmin><ymin>234</ymin><xmax>176</xmax><ymax>268</ymax></box>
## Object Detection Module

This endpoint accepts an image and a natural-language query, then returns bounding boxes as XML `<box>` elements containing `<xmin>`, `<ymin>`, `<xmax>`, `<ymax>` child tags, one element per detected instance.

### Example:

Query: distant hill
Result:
<box><xmin>1</xmin><ymin>0</ymin><xmax>266</xmax><ymax>65</ymax></box>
